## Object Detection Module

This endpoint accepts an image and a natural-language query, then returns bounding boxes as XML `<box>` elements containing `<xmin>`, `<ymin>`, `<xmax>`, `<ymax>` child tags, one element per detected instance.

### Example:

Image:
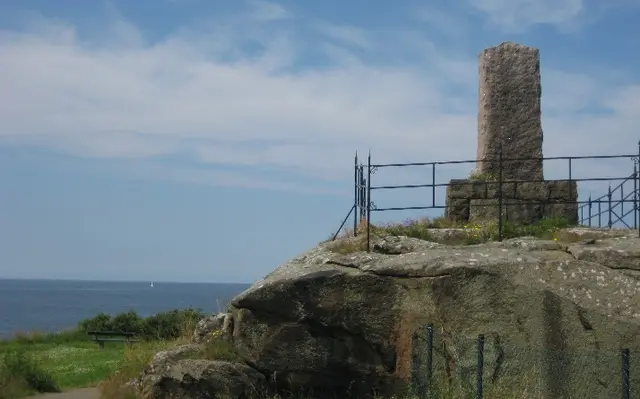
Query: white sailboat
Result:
<box><xmin>150</xmin><ymin>281</ymin><xmax>154</xmax><ymax>288</ymax></box>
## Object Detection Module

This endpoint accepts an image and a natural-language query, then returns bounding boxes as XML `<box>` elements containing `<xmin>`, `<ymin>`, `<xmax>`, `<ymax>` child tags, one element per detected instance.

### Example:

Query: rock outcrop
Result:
<box><xmin>134</xmin><ymin>227</ymin><xmax>640</xmax><ymax>399</ymax></box>
<box><xmin>130</xmin><ymin>344</ymin><xmax>266</xmax><ymax>398</ymax></box>
<box><xmin>192</xmin><ymin>312</ymin><xmax>233</xmax><ymax>343</ymax></box>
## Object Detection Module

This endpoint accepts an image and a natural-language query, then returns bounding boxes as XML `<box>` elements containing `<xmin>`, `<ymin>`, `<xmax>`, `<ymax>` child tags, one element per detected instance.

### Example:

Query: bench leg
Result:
<box><xmin>98</xmin><ymin>340</ymin><xmax>104</xmax><ymax>349</ymax></box>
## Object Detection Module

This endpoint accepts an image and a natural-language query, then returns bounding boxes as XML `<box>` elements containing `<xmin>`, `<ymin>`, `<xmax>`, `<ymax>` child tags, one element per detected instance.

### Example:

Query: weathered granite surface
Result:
<box><xmin>131</xmin><ymin>228</ymin><xmax>640</xmax><ymax>399</ymax></box>
<box><xmin>477</xmin><ymin>41</ymin><xmax>543</xmax><ymax>181</ymax></box>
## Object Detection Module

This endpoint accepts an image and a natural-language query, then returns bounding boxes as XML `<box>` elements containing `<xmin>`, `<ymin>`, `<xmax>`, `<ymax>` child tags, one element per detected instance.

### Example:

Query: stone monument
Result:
<box><xmin>445</xmin><ymin>42</ymin><xmax>578</xmax><ymax>225</ymax></box>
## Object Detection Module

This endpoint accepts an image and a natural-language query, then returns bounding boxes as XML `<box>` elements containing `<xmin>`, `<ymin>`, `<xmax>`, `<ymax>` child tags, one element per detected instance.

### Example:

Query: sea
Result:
<box><xmin>0</xmin><ymin>279</ymin><xmax>251</xmax><ymax>339</ymax></box>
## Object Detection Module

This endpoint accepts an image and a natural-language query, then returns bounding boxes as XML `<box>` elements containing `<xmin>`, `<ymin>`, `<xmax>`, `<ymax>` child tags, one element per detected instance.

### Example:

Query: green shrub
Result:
<box><xmin>141</xmin><ymin>308</ymin><xmax>205</xmax><ymax>340</ymax></box>
<box><xmin>0</xmin><ymin>350</ymin><xmax>59</xmax><ymax>393</ymax></box>
<box><xmin>77</xmin><ymin>308</ymin><xmax>206</xmax><ymax>341</ymax></box>
<box><xmin>142</xmin><ymin>310</ymin><xmax>183</xmax><ymax>340</ymax></box>
<box><xmin>501</xmin><ymin>216</ymin><xmax>570</xmax><ymax>240</ymax></box>
<box><xmin>79</xmin><ymin>312</ymin><xmax>112</xmax><ymax>332</ymax></box>
<box><xmin>110</xmin><ymin>311</ymin><xmax>144</xmax><ymax>334</ymax></box>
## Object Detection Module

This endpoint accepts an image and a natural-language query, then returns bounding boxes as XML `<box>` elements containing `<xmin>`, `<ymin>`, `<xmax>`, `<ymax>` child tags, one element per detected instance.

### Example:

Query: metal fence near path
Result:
<box><xmin>410</xmin><ymin>326</ymin><xmax>634</xmax><ymax>399</ymax></box>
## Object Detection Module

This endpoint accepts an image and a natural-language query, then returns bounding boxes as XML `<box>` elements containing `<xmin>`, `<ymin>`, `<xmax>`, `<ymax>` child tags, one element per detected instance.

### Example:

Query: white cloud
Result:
<box><xmin>0</xmin><ymin>1</ymin><xmax>639</xmax><ymax>200</ymax></box>
<box><xmin>313</xmin><ymin>23</ymin><xmax>374</xmax><ymax>49</ymax></box>
<box><xmin>247</xmin><ymin>0</ymin><xmax>293</xmax><ymax>21</ymax></box>
<box><xmin>469</xmin><ymin>0</ymin><xmax>639</xmax><ymax>33</ymax></box>
<box><xmin>414</xmin><ymin>7</ymin><xmax>469</xmax><ymax>40</ymax></box>
<box><xmin>467</xmin><ymin>0</ymin><xmax>585</xmax><ymax>31</ymax></box>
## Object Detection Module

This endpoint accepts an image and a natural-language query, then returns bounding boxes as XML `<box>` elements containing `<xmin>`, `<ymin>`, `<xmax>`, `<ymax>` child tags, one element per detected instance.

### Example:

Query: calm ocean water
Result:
<box><xmin>0</xmin><ymin>279</ymin><xmax>251</xmax><ymax>338</ymax></box>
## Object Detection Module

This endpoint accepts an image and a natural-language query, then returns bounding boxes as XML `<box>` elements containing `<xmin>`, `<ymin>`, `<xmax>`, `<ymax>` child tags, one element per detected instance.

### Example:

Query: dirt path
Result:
<box><xmin>27</xmin><ymin>388</ymin><xmax>100</xmax><ymax>399</ymax></box>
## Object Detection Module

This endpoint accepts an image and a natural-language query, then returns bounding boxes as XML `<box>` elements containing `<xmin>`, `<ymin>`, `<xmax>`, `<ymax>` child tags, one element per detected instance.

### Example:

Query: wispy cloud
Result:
<box><xmin>313</xmin><ymin>23</ymin><xmax>374</xmax><ymax>49</ymax></box>
<box><xmin>413</xmin><ymin>7</ymin><xmax>469</xmax><ymax>40</ymax></box>
<box><xmin>0</xmin><ymin>1</ymin><xmax>638</xmax><ymax>196</ymax></box>
<box><xmin>247</xmin><ymin>0</ymin><xmax>293</xmax><ymax>21</ymax></box>
<box><xmin>467</xmin><ymin>0</ymin><xmax>586</xmax><ymax>32</ymax></box>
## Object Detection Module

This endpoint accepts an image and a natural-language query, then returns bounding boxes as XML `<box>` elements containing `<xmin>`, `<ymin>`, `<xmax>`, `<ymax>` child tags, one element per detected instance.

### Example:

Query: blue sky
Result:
<box><xmin>0</xmin><ymin>0</ymin><xmax>639</xmax><ymax>283</ymax></box>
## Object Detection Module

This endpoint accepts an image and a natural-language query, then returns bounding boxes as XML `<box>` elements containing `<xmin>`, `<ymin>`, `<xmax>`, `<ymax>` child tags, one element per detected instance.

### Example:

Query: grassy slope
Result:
<box><xmin>0</xmin><ymin>337</ymin><xmax>184</xmax><ymax>398</ymax></box>
<box><xmin>12</xmin><ymin>341</ymin><xmax>123</xmax><ymax>389</ymax></box>
<box><xmin>0</xmin><ymin>331</ymin><xmax>143</xmax><ymax>397</ymax></box>
<box><xmin>0</xmin><ymin>308</ymin><xmax>205</xmax><ymax>397</ymax></box>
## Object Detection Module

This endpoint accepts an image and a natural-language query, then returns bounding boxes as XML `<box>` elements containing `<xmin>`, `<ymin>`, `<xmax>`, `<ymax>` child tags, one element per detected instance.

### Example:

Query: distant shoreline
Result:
<box><xmin>0</xmin><ymin>277</ymin><xmax>252</xmax><ymax>285</ymax></box>
<box><xmin>0</xmin><ymin>280</ymin><xmax>249</xmax><ymax>338</ymax></box>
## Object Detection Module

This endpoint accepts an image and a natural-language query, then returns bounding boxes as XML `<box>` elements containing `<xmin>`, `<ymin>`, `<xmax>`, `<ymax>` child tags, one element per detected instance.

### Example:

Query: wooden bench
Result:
<box><xmin>86</xmin><ymin>331</ymin><xmax>140</xmax><ymax>348</ymax></box>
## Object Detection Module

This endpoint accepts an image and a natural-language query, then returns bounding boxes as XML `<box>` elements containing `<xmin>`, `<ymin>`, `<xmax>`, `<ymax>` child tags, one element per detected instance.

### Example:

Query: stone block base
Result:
<box><xmin>445</xmin><ymin>179</ymin><xmax>578</xmax><ymax>225</ymax></box>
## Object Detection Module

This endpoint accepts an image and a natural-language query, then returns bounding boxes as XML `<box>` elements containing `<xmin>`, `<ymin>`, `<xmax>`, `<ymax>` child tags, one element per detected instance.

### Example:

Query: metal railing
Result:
<box><xmin>330</xmin><ymin>153</ymin><xmax>367</xmax><ymax>240</ymax></box>
<box><xmin>579</xmin><ymin>172</ymin><xmax>639</xmax><ymax>229</ymax></box>
<box><xmin>332</xmin><ymin>140</ymin><xmax>640</xmax><ymax>250</ymax></box>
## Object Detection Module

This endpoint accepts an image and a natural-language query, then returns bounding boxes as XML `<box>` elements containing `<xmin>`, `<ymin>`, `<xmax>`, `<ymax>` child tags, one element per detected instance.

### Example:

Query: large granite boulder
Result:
<box><xmin>230</xmin><ymin>229</ymin><xmax>640</xmax><ymax>398</ymax></box>
<box><xmin>143</xmin><ymin>358</ymin><xmax>266</xmax><ymax>399</ymax></box>
<box><xmin>132</xmin><ymin>228</ymin><xmax>640</xmax><ymax>398</ymax></box>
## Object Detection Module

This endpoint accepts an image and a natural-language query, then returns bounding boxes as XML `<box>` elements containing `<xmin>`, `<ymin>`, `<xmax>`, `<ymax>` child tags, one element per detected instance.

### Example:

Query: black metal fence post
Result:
<box><xmin>498</xmin><ymin>144</ymin><xmax>504</xmax><ymax>242</ymax></box>
<box><xmin>637</xmin><ymin>139</ymin><xmax>640</xmax><ymax>236</ymax></box>
<box><xmin>589</xmin><ymin>194</ymin><xmax>593</xmax><ymax>227</ymax></box>
<box><xmin>359</xmin><ymin>165</ymin><xmax>367</xmax><ymax>222</ymax></box>
<box><xmin>568</xmin><ymin>157</ymin><xmax>573</xmax><ymax>202</ymax></box>
<box><xmin>622</xmin><ymin>348</ymin><xmax>630</xmax><ymax>399</ymax></box>
<box><xmin>432</xmin><ymin>164</ymin><xmax>436</xmax><ymax>208</ymax></box>
<box><xmin>476</xmin><ymin>334</ymin><xmax>485</xmax><ymax>399</ymax></box>
<box><xmin>634</xmin><ymin>164</ymin><xmax>638</xmax><ymax>230</ymax></box>
<box><xmin>366</xmin><ymin>152</ymin><xmax>372</xmax><ymax>252</ymax></box>
<box><xmin>354</xmin><ymin>153</ymin><xmax>358</xmax><ymax>236</ymax></box>
<box><xmin>608</xmin><ymin>185</ymin><xmax>613</xmax><ymax>228</ymax></box>
<box><xmin>426</xmin><ymin>326</ymin><xmax>434</xmax><ymax>397</ymax></box>
<box><xmin>599</xmin><ymin>200</ymin><xmax>602</xmax><ymax>227</ymax></box>
<box><xmin>621</xmin><ymin>183</ymin><xmax>625</xmax><ymax>222</ymax></box>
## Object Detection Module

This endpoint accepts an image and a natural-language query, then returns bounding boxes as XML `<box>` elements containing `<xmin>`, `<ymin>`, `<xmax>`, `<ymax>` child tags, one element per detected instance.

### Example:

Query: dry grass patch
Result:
<box><xmin>98</xmin><ymin>339</ymin><xmax>185</xmax><ymax>399</ymax></box>
<box><xmin>328</xmin><ymin>216</ymin><xmax>573</xmax><ymax>254</ymax></box>
<box><xmin>99</xmin><ymin>322</ymin><xmax>242</xmax><ymax>398</ymax></box>
<box><xmin>201</xmin><ymin>331</ymin><xmax>242</xmax><ymax>362</ymax></box>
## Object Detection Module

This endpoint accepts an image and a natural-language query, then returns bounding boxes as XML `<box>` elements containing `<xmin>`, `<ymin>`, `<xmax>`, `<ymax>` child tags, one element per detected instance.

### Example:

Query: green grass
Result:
<box><xmin>467</xmin><ymin>169</ymin><xmax>498</xmax><ymax>181</ymax></box>
<box><xmin>0</xmin><ymin>307</ymin><xmax>204</xmax><ymax>398</ymax></box>
<box><xmin>0</xmin><ymin>336</ymin><xmax>187</xmax><ymax>398</ymax></box>
<box><xmin>0</xmin><ymin>332</ymin><xmax>128</xmax><ymax>398</ymax></box>
<box><xmin>35</xmin><ymin>342</ymin><xmax>124</xmax><ymax>389</ymax></box>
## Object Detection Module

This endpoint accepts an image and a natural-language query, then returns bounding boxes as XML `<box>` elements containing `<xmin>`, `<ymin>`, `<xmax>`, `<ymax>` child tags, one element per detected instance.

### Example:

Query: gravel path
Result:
<box><xmin>27</xmin><ymin>388</ymin><xmax>100</xmax><ymax>399</ymax></box>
